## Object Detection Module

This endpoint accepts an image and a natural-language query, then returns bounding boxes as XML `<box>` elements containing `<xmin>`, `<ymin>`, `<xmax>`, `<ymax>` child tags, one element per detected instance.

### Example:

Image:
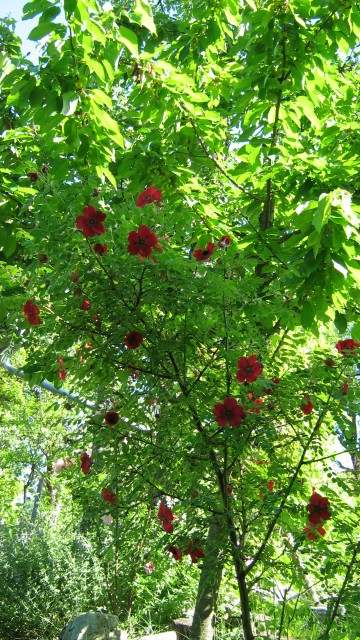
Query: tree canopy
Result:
<box><xmin>0</xmin><ymin>1</ymin><xmax>359</xmax><ymax>639</ymax></box>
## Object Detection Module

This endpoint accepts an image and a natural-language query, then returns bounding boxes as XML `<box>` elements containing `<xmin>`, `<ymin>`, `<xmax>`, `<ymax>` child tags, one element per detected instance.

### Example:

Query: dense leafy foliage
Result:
<box><xmin>0</xmin><ymin>1</ymin><xmax>359</xmax><ymax>639</ymax></box>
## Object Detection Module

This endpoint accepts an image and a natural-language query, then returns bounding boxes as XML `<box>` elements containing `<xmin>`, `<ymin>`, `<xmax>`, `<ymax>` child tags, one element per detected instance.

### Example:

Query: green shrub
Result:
<box><xmin>0</xmin><ymin>518</ymin><xmax>108</xmax><ymax>640</ymax></box>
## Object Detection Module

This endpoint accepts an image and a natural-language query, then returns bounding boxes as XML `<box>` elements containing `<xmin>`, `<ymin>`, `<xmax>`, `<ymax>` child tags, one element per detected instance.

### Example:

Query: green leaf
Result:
<box><xmin>23</xmin><ymin>0</ymin><xmax>52</xmax><ymax>20</ymax></box>
<box><xmin>296</xmin><ymin>96</ymin><xmax>320</xmax><ymax>129</ymax></box>
<box><xmin>91</xmin><ymin>102</ymin><xmax>124</xmax><ymax>148</ymax></box>
<box><xmin>244</xmin><ymin>0</ymin><xmax>257</xmax><ymax>9</ymax></box>
<box><xmin>84</xmin><ymin>56</ymin><xmax>106</xmax><ymax>82</ymax></box>
<box><xmin>64</xmin><ymin>0</ymin><xmax>77</xmax><ymax>14</ymax></box>
<box><xmin>0</xmin><ymin>231</ymin><xmax>16</xmax><ymax>257</ymax></box>
<box><xmin>64</xmin><ymin>119</ymin><xmax>80</xmax><ymax>150</ymax></box>
<box><xmin>28</xmin><ymin>22</ymin><xmax>55</xmax><ymax>40</ymax></box>
<box><xmin>300</xmin><ymin>301</ymin><xmax>315</xmax><ymax>330</ymax></box>
<box><xmin>351</xmin><ymin>322</ymin><xmax>360</xmax><ymax>342</ymax></box>
<box><xmin>131</xmin><ymin>0</ymin><xmax>157</xmax><ymax>34</ymax></box>
<box><xmin>119</xmin><ymin>26</ymin><xmax>139</xmax><ymax>57</ymax></box>
<box><xmin>334</xmin><ymin>311</ymin><xmax>347</xmax><ymax>335</ymax></box>
<box><xmin>312</xmin><ymin>194</ymin><xmax>331</xmax><ymax>233</ymax></box>
<box><xmin>39</xmin><ymin>6</ymin><xmax>61</xmax><ymax>22</ymax></box>
<box><xmin>61</xmin><ymin>91</ymin><xmax>79</xmax><ymax>116</ymax></box>
<box><xmin>86</xmin><ymin>19</ymin><xmax>106</xmax><ymax>45</ymax></box>
<box><xmin>90</xmin><ymin>89</ymin><xmax>112</xmax><ymax>110</ymax></box>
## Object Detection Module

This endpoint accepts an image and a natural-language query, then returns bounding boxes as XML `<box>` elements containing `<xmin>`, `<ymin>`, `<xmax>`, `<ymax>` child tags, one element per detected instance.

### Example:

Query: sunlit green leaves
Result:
<box><xmin>61</xmin><ymin>91</ymin><xmax>80</xmax><ymax>116</ymax></box>
<box><xmin>131</xmin><ymin>0</ymin><xmax>157</xmax><ymax>34</ymax></box>
<box><xmin>118</xmin><ymin>26</ymin><xmax>139</xmax><ymax>57</ymax></box>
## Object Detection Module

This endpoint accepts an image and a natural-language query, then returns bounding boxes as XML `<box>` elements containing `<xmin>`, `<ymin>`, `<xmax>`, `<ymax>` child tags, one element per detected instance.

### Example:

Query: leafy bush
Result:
<box><xmin>0</xmin><ymin>518</ymin><xmax>108</xmax><ymax>640</ymax></box>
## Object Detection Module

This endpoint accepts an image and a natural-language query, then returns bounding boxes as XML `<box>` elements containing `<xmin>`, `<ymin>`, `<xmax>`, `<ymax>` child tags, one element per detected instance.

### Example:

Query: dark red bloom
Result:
<box><xmin>219</xmin><ymin>235</ymin><xmax>231</xmax><ymax>247</ymax></box>
<box><xmin>76</xmin><ymin>205</ymin><xmax>106</xmax><ymax>238</ymax></box>
<box><xmin>304</xmin><ymin>523</ymin><xmax>326</xmax><ymax>540</ymax></box>
<box><xmin>80</xmin><ymin>300</ymin><xmax>91</xmax><ymax>311</ymax></box>
<box><xmin>266</xmin><ymin>480</ymin><xmax>274</xmax><ymax>492</ymax></box>
<box><xmin>136</xmin><ymin>185</ymin><xmax>162</xmax><ymax>207</ymax></box>
<box><xmin>185</xmin><ymin>539</ymin><xmax>205</xmax><ymax>564</ymax></box>
<box><xmin>81</xmin><ymin>452</ymin><xmax>92</xmax><ymax>474</ymax></box>
<box><xmin>158</xmin><ymin>501</ymin><xmax>174</xmax><ymax>533</ymax></box>
<box><xmin>307</xmin><ymin>491</ymin><xmax>331</xmax><ymax>525</ymax></box>
<box><xmin>71</xmin><ymin>270</ymin><xmax>79</xmax><ymax>283</ymax></box>
<box><xmin>102</xmin><ymin>488</ymin><xmax>118</xmax><ymax>503</ymax></box>
<box><xmin>58</xmin><ymin>357</ymin><xmax>67</xmax><ymax>381</ymax></box>
<box><xmin>104</xmin><ymin>411</ymin><xmax>120</xmax><ymax>426</ymax></box>
<box><xmin>128</xmin><ymin>225</ymin><xmax>158</xmax><ymax>258</ymax></box>
<box><xmin>325</xmin><ymin>359</ymin><xmax>336</xmax><ymax>367</ymax></box>
<box><xmin>336</xmin><ymin>339</ymin><xmax>360</xmax><ymax>355</ymax></box>
<box><xmin>341</xmin><ymin>380</ymin><xmax>349</xmax><ymax>395</ymax></box>
<box><xmin>23</xmin><ymin>300</ymin><xmax>41</xmax><ymax>325</ymax></box>
<box><xmin>93</xmin><ymin>243</ymin><xmax>108</xmax><ymax>254</ymax></box>
<box><xmin>301</xmin><ymin>395</ymin><xmax>313</xmax><ymax>415</ymax></box>
<box><xmin>168</xmin><ymin>546</ymin><xmax>182</xmax><ymax>562</ymax></box>
<box><xmin>193</xmin><ymin>242</ymin><xmax>215</xmax><ymax>261</ymax></box>
<box><xmin>27</xmin><ymin>172</ymin><xmax>38</xmax><ymax>182</ymax></box>
<box><xmin>226</xmin><ymin>486</ymin><xmax>233</xmax><ymax>495</ymax></box>
<box><xmin>125</xmin><ymin>331</ymin><xmax>143</xmax><ymax>349</ymax></box>
<box><xmin>213</xmin><ymin>397</ymin><xmax>245</xmax><ymax>427</ymax></box>
<box><xmin>236</xmin><ymin>355</ymin><xmax>263</xmax><ymax>384</ymax></box>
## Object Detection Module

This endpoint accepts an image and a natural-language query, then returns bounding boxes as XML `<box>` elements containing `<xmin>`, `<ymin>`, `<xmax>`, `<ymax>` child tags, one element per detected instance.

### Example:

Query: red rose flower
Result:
<box><xmin>81</xmin><ymin>452</ymin><xmax>92</xmax><ymax>474</ymax></box>
<box><xmin>168</xmin><ymin>546</ymin><xmax>182</xmax><ymax>562</ymax></box>
<box><xmin>94</xmin><ymin>243</ymin><xmax>108</xmax><ymax>254</ymax></box>
<box><xmin>185</xmin><ymin>539</ymin><xmax>205</xmax><ymax>564</ymax></box>
<box><xmin>158</xmin><ymin>501</ymin><xmax>174</xmax><ymax>533</ymax></box>
<box><xmin>104</xmin><ymin>411</ymin><xmax>120</xmax><ymax>426</ymax></box>
<box><xmin>125</xmin><ymin>331</ymin><xmax>143</xmax><ymax>349</ymax></box>
<box><xmin>266</xmin><ymin>480</ymin><xmax>274</xmax><ymax>492</ymax></box>
<box><xmin>102</xmin><ymin>488</ymin><xmax>118</xmax><ymax>503</ymax></box>
<box><xmin>128</xmin><ymin>225</ymin><xmax>158</xmax><ymax>258</ymax></box>
<box><xmin>301</xmin><ymin>395</ymin><xmax>313</xmax><ymax>415</ymax></box>
<box><xmin>219</xmin><ymin>235</ymin><xmax>231</xmax><ymax>247</ymax></box>
<box><xmin>27</xmin><ymin>172</ymin><xmax>39</xmax><ymax>182</ymax></box>
<box><xmin>336</xmin><ymin>339</ymin><xmax>360</xmax><ymax>355</ymax></box>
<box><xmin>76</xmin><ymin>205</ymin><xmax>106</xmax><ymax>238</ymax></box>
<box><xmin>80</xmin><ymin>300</ymin><xmax>91</xmax><ymax>311</ymax></box>
<box><xmin>136</xmin><ymin>186</ymin><xmax>162</xmax><ymax>207</ymax></box>
<box><xmin>213</xmin><ymin>397</ymin><xmax>246</xmax><ymax>427</ymax></box>
<box><xmin>226</xmin><ymin>486</ymin><xmax>233</xmax><ymax>495</ymax></box>
<box><xmin>307</xmin><ymin>491</ymin><xmax>331</xmax><ymax>525</ymax></box>
<box><xmin>193</xmin><ymin>242</ymin><xmax>215</xmax><ymax>261</ymax></box>
<box><xmin>236</xmin><ymin>355</ymin><xmax>263</xmax><ymax>383</ymax></box>
<box><xmin>304</xmin><ymin>523</ymin><xmax>326</xmax><ymax>540</ymax></box>
<box><xmin>23</xmin><ymin>300</ymin><xmax>41</xmax><ymax>325</ymax></box>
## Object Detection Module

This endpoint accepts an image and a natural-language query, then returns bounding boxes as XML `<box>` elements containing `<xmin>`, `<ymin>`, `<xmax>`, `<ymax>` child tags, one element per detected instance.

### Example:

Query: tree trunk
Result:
<box><xmin>31</xmin><ymin>477</ymin><xmax>44</xmax><ymax>523</ymax></box>
<box><xmin>190</xmin><ymin>518</ymin><xmax>226</xmax><ymax>640</ymax></box>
